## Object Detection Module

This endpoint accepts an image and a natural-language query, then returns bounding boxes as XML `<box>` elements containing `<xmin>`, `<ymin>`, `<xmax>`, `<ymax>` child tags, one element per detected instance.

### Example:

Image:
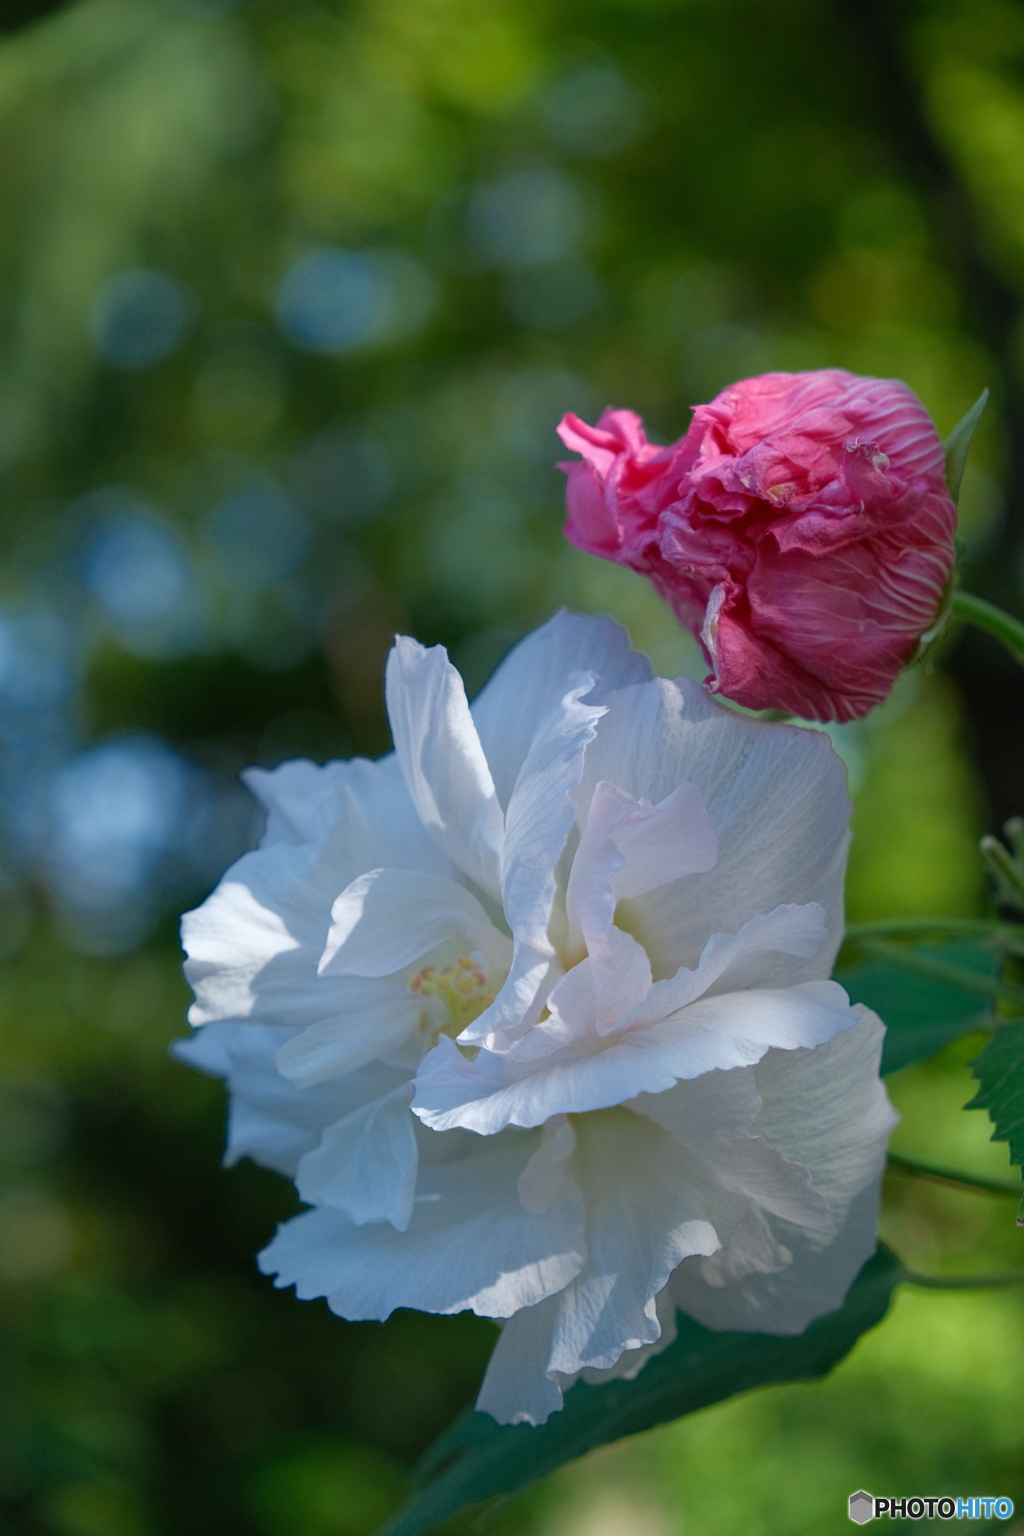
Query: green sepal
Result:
<box><xmin>943</xmin><ymin>388</ymin><xmax>989</xmax><ymax>503</ymax></box>
<box><xmin>378</xmin><ymin>1248</ymin><xmax>904</xmax><ymax>1536</ymax></box>
<box><xmin>911</xmin><ymin>569</ymin><xmax>957</xmax><ymax>666</ymax></box>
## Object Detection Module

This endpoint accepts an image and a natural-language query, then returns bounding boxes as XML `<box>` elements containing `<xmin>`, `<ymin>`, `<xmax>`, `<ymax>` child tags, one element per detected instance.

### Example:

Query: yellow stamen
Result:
<box><xmin>409</xmin><ymin>955</ymin><xmax>495</xmax><ymax>1036</ymax></box>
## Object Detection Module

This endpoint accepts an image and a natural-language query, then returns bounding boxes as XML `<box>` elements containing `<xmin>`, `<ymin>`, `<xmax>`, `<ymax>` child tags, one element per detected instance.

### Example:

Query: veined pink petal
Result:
<box><xmin>558</xmin><ymin>370</ymin><xmax>958</xmax><ymax>722</ymax></box>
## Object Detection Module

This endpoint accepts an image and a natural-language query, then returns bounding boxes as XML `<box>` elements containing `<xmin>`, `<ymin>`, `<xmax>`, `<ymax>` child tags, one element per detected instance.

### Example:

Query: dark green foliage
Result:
<box><xmin>967</xmin><ymin>1022</ymin><xmax>1024</xmax><ymax>1170</ymax></box>
<box><xmin>835</xmin><ymin>942</ymin><xmax>998</xmax><ymax>1075</ymax></box>
<box><xmin>0</xmin><ymin>0</ymin><xmax>74</xmax><ymax>33</ymax></box>
<box><xmin>381</xmin><ymin>1248</ymin><xmax>904</xmax><ymax>1536</ymax></box>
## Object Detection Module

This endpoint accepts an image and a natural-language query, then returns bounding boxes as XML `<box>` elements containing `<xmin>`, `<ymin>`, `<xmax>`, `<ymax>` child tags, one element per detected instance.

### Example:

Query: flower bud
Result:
<box><xmin>558</xmin><ymin>369</ymin><xmax>958</xmax><ymax>722</ymax></box>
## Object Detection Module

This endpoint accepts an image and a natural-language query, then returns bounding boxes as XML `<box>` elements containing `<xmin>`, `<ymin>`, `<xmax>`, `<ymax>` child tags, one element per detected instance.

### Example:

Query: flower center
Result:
<box><xmin>409</xmin><ymin>954</ymin><xmax>496</xmax><ymax>1038</ymax></box>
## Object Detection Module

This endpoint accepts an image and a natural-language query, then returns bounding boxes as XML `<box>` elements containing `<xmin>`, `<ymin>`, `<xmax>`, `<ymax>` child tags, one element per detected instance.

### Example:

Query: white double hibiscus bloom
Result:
<box><xmin>176</xmin><ymin>611</ymin><xmax>896</xmax><ymax>1426</ymax></box>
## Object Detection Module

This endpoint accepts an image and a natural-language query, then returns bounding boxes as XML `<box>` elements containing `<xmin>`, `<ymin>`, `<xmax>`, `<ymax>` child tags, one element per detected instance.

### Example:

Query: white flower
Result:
<box><xmin>174</xmin><ymin>611</ymin><xmax>896</xmax><ymax>1426</ymax></box>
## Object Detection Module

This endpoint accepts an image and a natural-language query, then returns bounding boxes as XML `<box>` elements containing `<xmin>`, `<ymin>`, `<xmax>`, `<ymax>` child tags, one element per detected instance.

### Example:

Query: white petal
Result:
<box><xmin>630</xmin><ymin>1065</ymin><xmax>762</xmax><ymax>1144</ymax></box>
<box><xmin>182</xmin><ymin>847</ymin><xmax>317</xmax><ymax>1027</ymax></box>
<box><xmin>613</xmin><ymin>781</ymin><xmax>718</xmax><ymax>898</ymax></box>
<box><xmin>517</xmin><ymin>1116</ymin><xmax>576</xmax><ymax>1214</ymax></box>
<box><xmin>544</xmin><ymin>1109</ymin><xmax>727</xmax><ymax>1377</ymax></box>
<box><xmin>638</xmin><ymin>1077</ymin><xmax>832</xmax><ymax>1234</ymax></box>
<box><xmin>259</xmin><ymin>1131</ymin><xmax>586</xmax><ymax>1321</ymax></box>
<box><xmin>243</xmin><ymin>752</ymin><xmax>448</xmax><ymax>871</ymax></box>
<box><xmin>577</xmin><ymin>677</ymin><xmax>850</xmax><ymax>985</ymax></box>
<box><xmin>670</xmin><ymin>1010</ymin><xmax>897</xmax><ymax>1335</ymax></box>
<box><xmin>413</xmin><ymin>982</ymin><xmax>858</xmax><ymax>1133</ymax></box>
<box><xmin>672</xmin><ymin>1180</ymin><xmax>881</xmax><ymax>1336</ymax></box>
<box><xmin>456</xmin><ymin>948</ymin><xmax>556</xmax><ymax>1055</ymax></box>
<box><xmin>546</xmin><ymin>927</ymin><xmax>652</xmax><ymax>1037</ymax></box>
<box><xmin>475</xmin><ymin>1296</ymin><xmax>567</xmax><ymax>1426</ymax></box>
<box><xmin>274</xmin><ymin>988</ymin><xmax>421</xmax><ymax>1088</ymax></box>
<box><xmin>183</xmin><ymin>832</ymin><xmax>402</xmax><ymax>1032</ymax></box>
<box><xmin>385</xmin><ymin>636</ymin><xmax>504</xmax><ymax>891</ymax></box>
<box><xmin>318</xmin><ymin>868</ymin><xmax>510</xmax><ymax>979</ymax></box>
<box><xmin>748</xmin><ymin>1005</ymin><xmax>898</xmax><ymax>1220</ymax></box>
<box><xmin>460</xmin><ymin>678</ymin><xmax>606</xmax><ymax>1047</ymax></box>
<box><xmin>172</xmin><ymin>1020</ymin><xmax>235</xmax><ymax>1078</ymax></box>
<box><xmin>295</xmin><ymin>1084</ymin><xmax>418</xmax><ymax>1231</ymax></box>
<box><xmin>573</xmin><ymin>1288</ymin><xmax>679</xmax><ymax>1387</ymax></box>
<box><xmin>636</xmin><ymin>1070</ymin><xmax>823</xmax><ymax>1223</ymax></box>
<box><xmin>471</xmin><ymin>611</ymin><xmax>652</xmax><ymax>809</ymax></box>
<box><xmin>686</xmin><ymin>1205</ymin><xmax>793</xmax><ymax>1288</ymax></box>
<box><xmin>476</xmin><ymin>1278</ymin><xmax>682</xmax><ymax>1426</ymax></box>
<box><xmin>171</xmin><ymin>1024</ymin><xmax>408</xmax><ymax>1177</ymax></box>
<box><xmin>613</xmin><ymin>904</ymin><xmax>829</xmax><ymax>1035</ymax></box>
<box><xmin>566</xmin><ymin>779</ymin><xmax>717</xmax><ymax>960</ymax></box>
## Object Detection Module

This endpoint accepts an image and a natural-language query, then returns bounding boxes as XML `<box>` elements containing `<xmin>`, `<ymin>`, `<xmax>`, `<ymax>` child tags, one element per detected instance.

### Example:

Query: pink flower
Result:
<box><xmin>557</xmin><ymin>370</ymin><xmax>957</xmax><ymax>722</ymax></box>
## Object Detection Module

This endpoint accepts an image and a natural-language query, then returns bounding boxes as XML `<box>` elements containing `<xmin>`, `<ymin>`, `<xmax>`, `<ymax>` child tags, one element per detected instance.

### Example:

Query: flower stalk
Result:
<box><xmin>904</xmin><ymin>1267</ymin><xmax>1024</xmax><ymax>1290</ymax></box>
<box><xmin>886</xmin><ymin>1150</ymin><xmax>1021</xmax><ymax>1197</ymax></box>
<box><xmin>951</xmin><ymin>590</ymin><xmax>1024</xmax><ymax>668</ymax></box>
<box><xmin>844</xmin><ymin>917</ymin><xmax>1024</xmax><ymax>955</ymax></box>
<box><xmin>855</xmin><ymin>938</ymin><xmax>1024</xmax><ymax>1010</ymax></box>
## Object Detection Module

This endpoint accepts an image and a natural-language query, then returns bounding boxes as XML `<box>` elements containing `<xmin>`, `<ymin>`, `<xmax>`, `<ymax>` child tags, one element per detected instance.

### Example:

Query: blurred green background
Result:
<box><xmin>0</xmin><ymin>0</ymin><xmax>1023</xmax><ymax>1531</ymax></box>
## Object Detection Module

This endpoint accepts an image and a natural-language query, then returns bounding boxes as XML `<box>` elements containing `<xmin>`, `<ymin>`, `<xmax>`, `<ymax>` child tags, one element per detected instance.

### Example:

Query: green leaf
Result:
<box><xmin>943</xmin><ymin>388</ymin><xmax>989</xmax><ymax>503</ymax></box>
<box><xmin>379</xmin><ymin>1247</ymin><xmax>904</xmax><ymax>1536</ymax></box>
<box><xmin>834</xmin><ymin>941</ymin><xmax>998</xmax><ymax>1074</ymax></box>
<box><xmin>966</xmin><ymin>1021</ymin><xmax>1024</xmax><ymax>1170</ymax></box>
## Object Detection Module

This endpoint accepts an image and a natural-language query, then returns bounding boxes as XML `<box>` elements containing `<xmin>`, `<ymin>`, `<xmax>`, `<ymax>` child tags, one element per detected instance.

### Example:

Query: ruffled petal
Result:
<box><xmin>470</xmin><ymin>611</ymin><xmax>652</xmax><ymax>808</ymax></box>
<box><xmin>459</xmin><ymin>679</ymin><xmax>606</xmax><ymax>1049</ymax></box>
<box><xmin>543</xmin><ymin>1109</ymin><xmax>727</xmax><ymax>1376</ymax></box>
<box><xmin>479</xmin><ymin>1110</ymin><xmax>726</xmax><ymax>1421</ymax></box>
<box><xmin>566</xmin><ymin>778</ymin><xmax>717</xmax><ymax>965</ymax></box>
<box><xmin>517</xmin><ymin>1116</ymin><xmax>577</xmax><ymax>1214</ymax></box>
<box><xmin>577</xmin><ymin>676</ymin><xmax>850</xmax><ymax>984</ymax></box>
<box><xmin>477</xmin><ymin>1285</ymin><xmax>681</xmax><ymax>1427</ymax></box>
<box><xmin>475</xmin><ymin>1295</ymin><xmax>566</xmax><ymax>1426</ymax></box>
<box><xmin>258</xmin><ymin>1132</ymin><xmax>586</xmax><ymax>1321</ymax></box>
<box><xmin>318</xmin><ymin>868</ymin><xmax>510</xmax><ymax>979</ymax></box>
<box><xmin>385</xmin><ymin>636</ymin><xmax>505</xmax><ymax>893</ymax></box>
<box><xmin>670</xmin><ymin>1009</ymin><xmax>897</xmax><ymax>1334</ymax></box>
<box><xmin>547</xmin><ymin>926</ymin><xmax>652</xmax><ymax>1039</ymax></box>
<box><xmin>413</xmin><ymin>981</ymin><xmax>857</xmax><ymax>1133</ymax></box>
<box><xmin>612</xmin><ymin>903</ymin><xmax>828</xmax><ymax>1034</ymax></box>
<box><xmin>171</xmin><ymin>1024</ymin><xmax>408</xmax><ymax>1177</ymax></box>
<box><xmin>274</xmin><ymin>986</ymin><xmax>421</xmax><ymax>1088</ymax></box>
<box><xmin>632</xmin><ymin>1072</ymin><xmax>829</xmax><ymax>1231</ymax></box>
<box><xmin>243</xmin><ymin>753</ymin><xmax>446</xmax><ymax>871</ymax></box>
<box><xmin>295</xmin><ymin>1084</ymin><xmax>418</xmax><ymax>1231</ymax></box>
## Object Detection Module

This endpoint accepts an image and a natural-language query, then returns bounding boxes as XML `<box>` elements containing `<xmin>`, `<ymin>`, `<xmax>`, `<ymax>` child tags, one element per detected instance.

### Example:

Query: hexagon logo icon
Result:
<box><xmin>849</xmin><ymin>1491</ymin><xmax>874</xmax><ymax>1524</ymax></box>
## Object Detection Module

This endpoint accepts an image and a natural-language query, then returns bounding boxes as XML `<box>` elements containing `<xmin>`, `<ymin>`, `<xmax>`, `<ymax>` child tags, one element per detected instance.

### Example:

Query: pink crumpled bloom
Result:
<box><xmin>557</xmin><ymin>369</ymin><xmax>958</xmax><ymax>722</ymax></box>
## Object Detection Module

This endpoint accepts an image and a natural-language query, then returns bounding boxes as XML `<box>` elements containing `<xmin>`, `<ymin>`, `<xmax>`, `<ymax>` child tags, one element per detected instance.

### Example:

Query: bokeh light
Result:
<box><xmin>468</xmin><ymin>169</ymin><xmax>592</xmax><ymax>268</ymax></box>
<box><xmin>542</xmin><ymin>65</ymin><xmax>650</xmax><ymax>158</ymax></box>
<box><xmin>84</xmin><ymin>504</ymin><xmax>191</xmax><ymax>629</ymax></box>
<box><xmin>205</xmin><ymin>481</ymin><xmax>310</xmax><ymax>590</ymax></box>
<box><xmin>88</xmin><ymin>269</ymin><xmax>192</xmax><ymax>369</ymax></box>
<box><xmin>276</xmin><ymin>248</ymin><xmax>434</xmax><ymax>354</ymax></box>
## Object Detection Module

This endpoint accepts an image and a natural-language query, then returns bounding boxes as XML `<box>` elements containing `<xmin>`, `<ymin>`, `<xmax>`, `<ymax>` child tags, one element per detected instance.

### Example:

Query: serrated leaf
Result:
<box><xmin>943</xmin><ymin>388</ymin><xmax>989</xmax><ymax>503</ymax></box>
<box><xmin>834</xmin><ymin>941</ymin><xmax>998</xmax><ymax>1074</ymax></box>
<box><xmin>379</xmin><ymin>1247</ymin><xmax>903</xmax><ymax>1536</ymax></box>
<box><xmin>966</xmin><ymin>1021</ymin><xmax>1024</xmax><ymax>1169</ymax></box>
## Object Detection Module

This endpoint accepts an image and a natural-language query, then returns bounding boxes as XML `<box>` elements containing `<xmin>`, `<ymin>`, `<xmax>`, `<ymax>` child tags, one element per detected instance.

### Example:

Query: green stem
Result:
<box><xmin>858</xmin><ymin>938</ymin><xmax>1024</xmax><ymax>1008</ymax></box>
<box><xmin>904</xmin><ymin>1268</ymin><xmax>1024</xmax><ymax>1290</ymax></box>
<box><xmin>980</xmin><ymin>836</ymin><xmax>1024</xmax><ymax>911</ymax></box>
<box><xmin>952</xmin><ymin>590</ymin><xmax>1024</xmax><ymax>666</ymax></box>
<box><xmin>845</xmin><ymin>917</ymin><xmax>1024</xmax><ymax>954</ymax></box>
<box><xmin>887</xmin><ymin>1151</ymin><xmax>1021</xmax><ymax>1197</ymax></box>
